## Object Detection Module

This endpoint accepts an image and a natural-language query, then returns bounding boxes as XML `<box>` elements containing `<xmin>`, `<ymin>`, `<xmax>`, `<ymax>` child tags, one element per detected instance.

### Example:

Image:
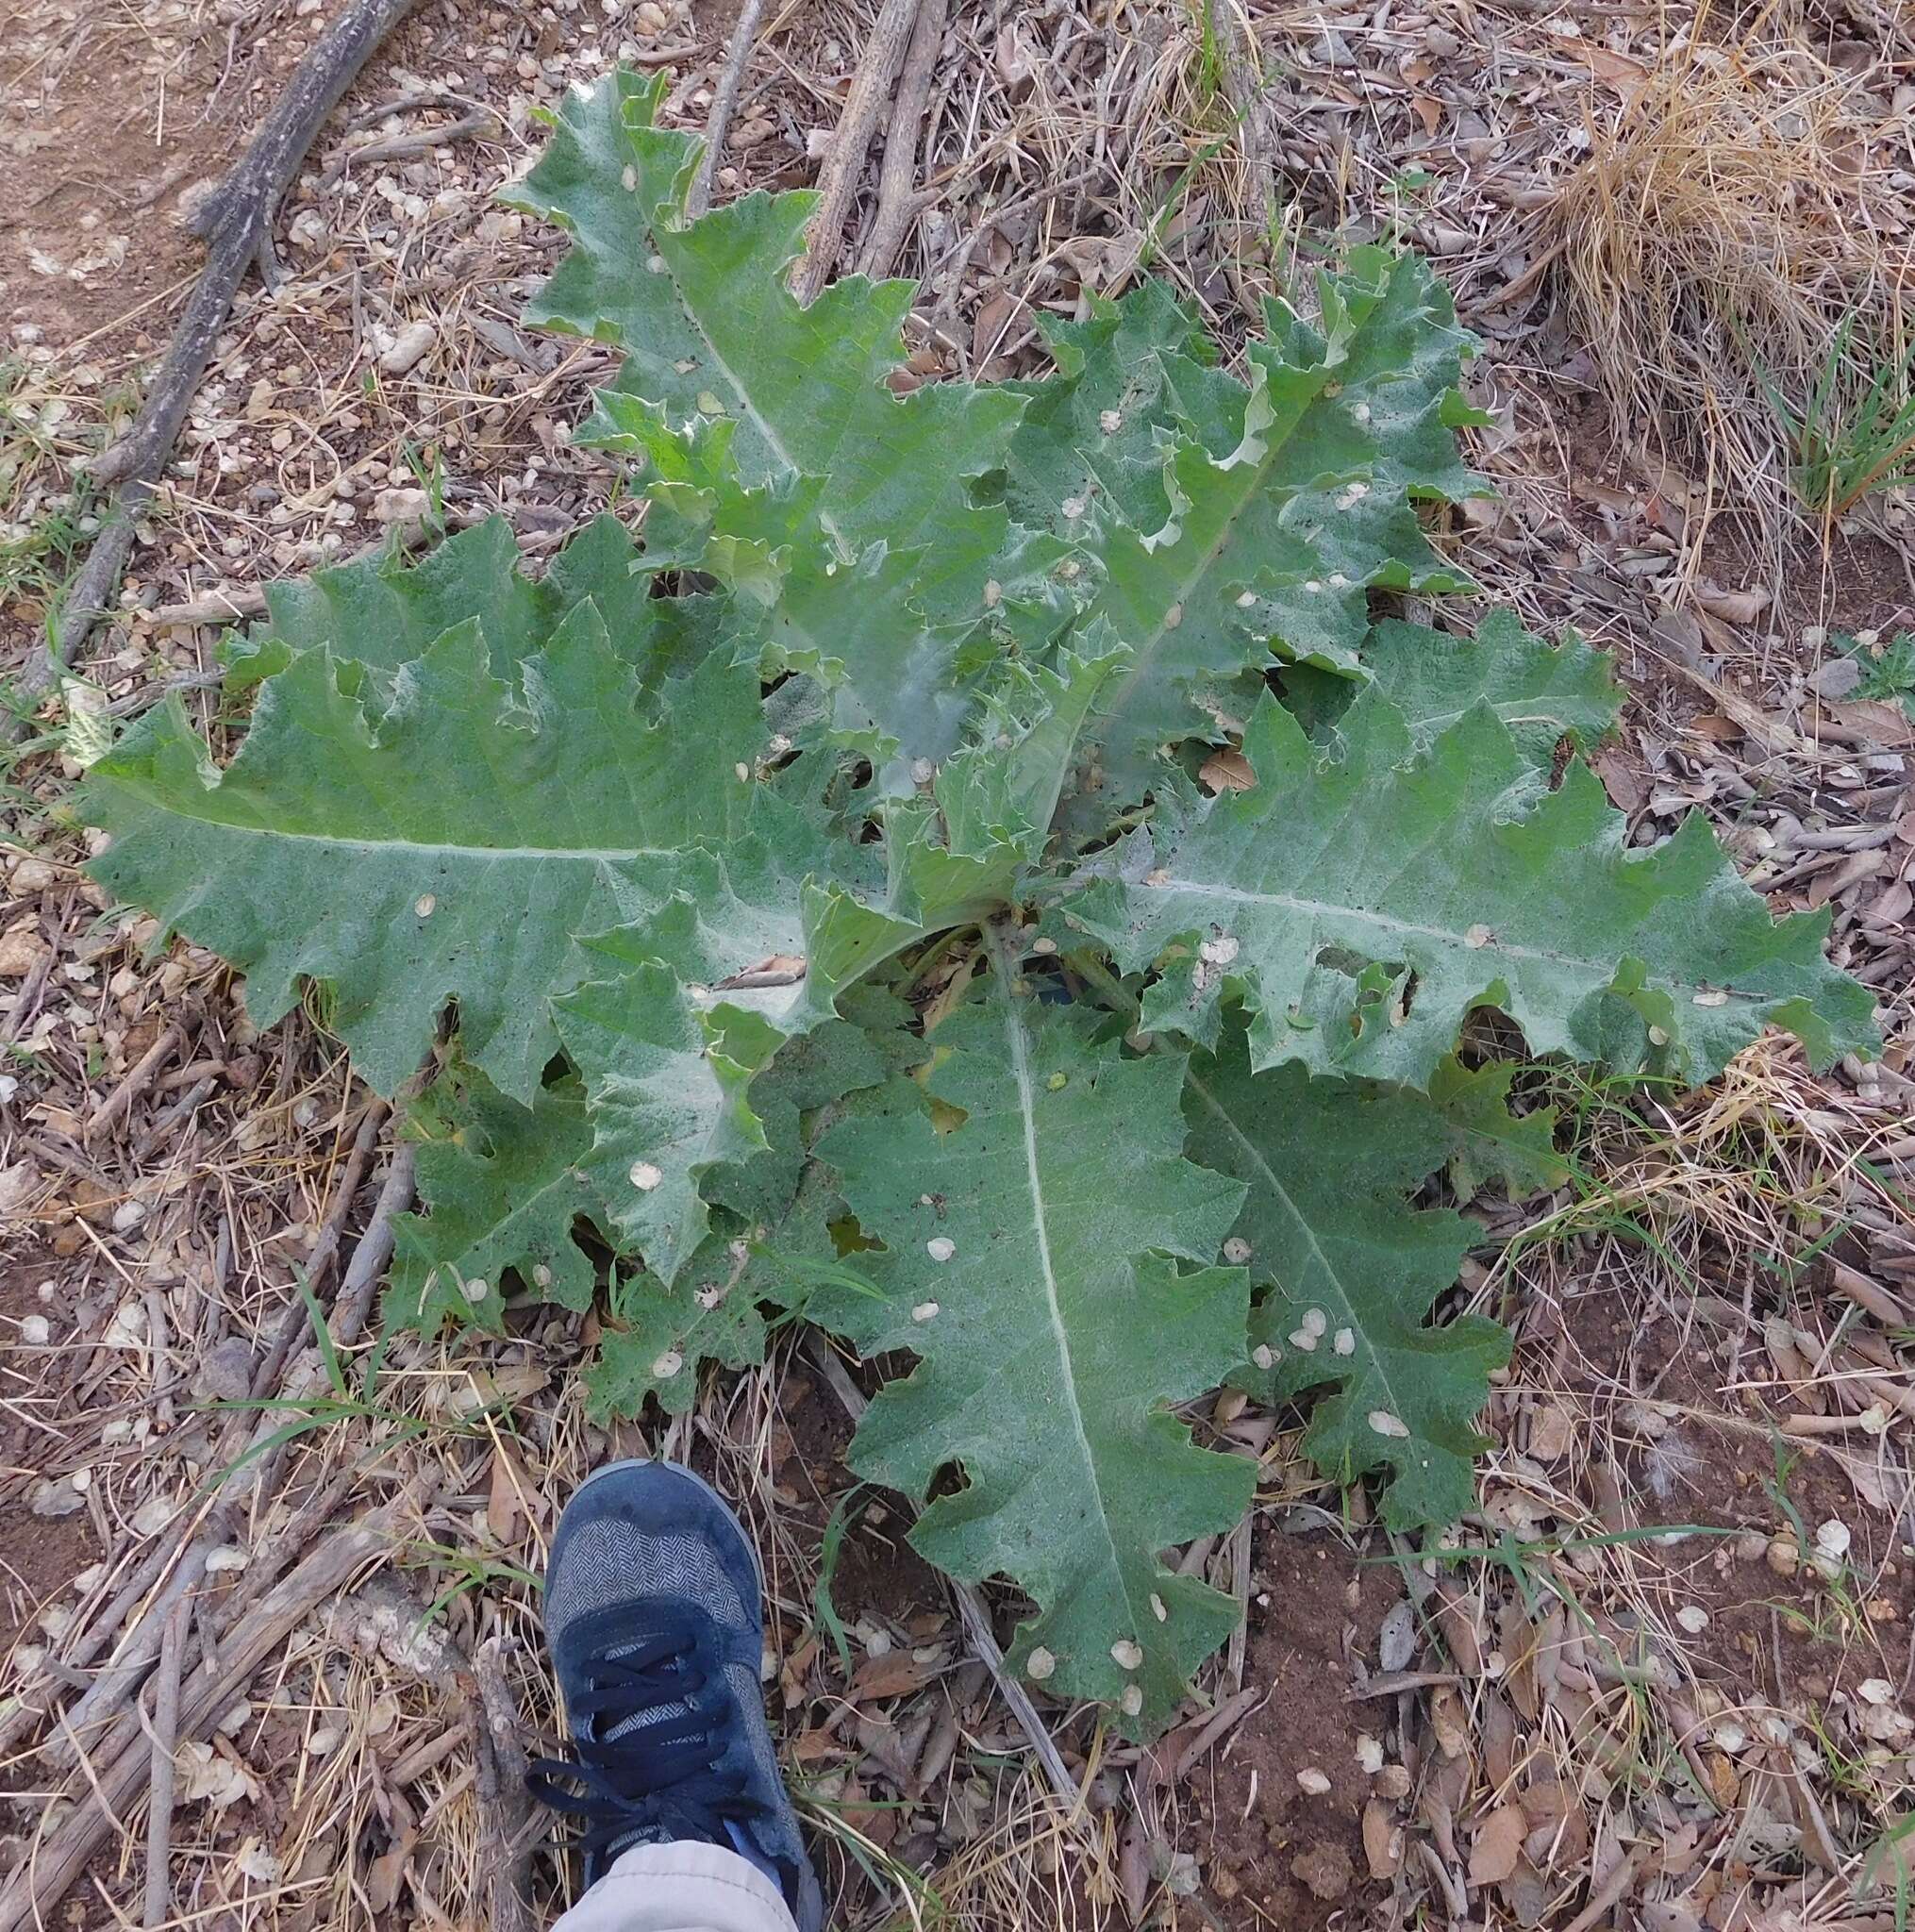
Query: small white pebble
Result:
<box><xmin>1355</xmin><ymin>1734</ymin><xmax>1384</xmax><ymax>1774</ymax></box>
<box><xmin>1857</xmin><ymin>1678</ymin><xmax>1895</xmax><ymax>1707</ymax></box>
<box><xmin>1296</xmin><ymin>1767</ymin><xmax>1333</xmax><ymax>1795</ymax></box>
<box><xmin>20</xmin><ymin>1314</ymin><xmax>50</xmax><ymax>1345</ymax></box>
<box><xmin>1675</xmin><ymin>1604</ymin><xmax>1710</xmax><ymax>1634</ymax></box>
<box><xmin>925</xmin><ymin>1236</ymin><xmax>956</xmax><ymax>1262</ymax></box>
<box><xmin>1815</xmin><ymin>1519</ymin><xmax>1851</xmax><ymax>1559</ymax></box>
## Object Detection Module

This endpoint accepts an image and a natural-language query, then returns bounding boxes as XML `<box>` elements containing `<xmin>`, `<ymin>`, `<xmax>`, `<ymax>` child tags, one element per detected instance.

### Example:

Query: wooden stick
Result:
<box><xmin>0</xmin><ymin>1483</ymin><xmax>429</xmax><ymax>1932</ymax></box>
<box><xmin>687</xmin><ymin>0</ymin><xmax>770</xmax><ymax>219</ymax></box>
<box><xmin>11</xmin><ymin>0</ymin><xmax>418</xmax><ymax>714</ymax></box>
<box><xmin>140</xmin><ymin>1596</ymin><xmax>190</xmax><ymax>1928</ymax></box>
<box><xmin>792</xmin><ymin>0</ymin><xmax>923</xmax><ymax>304</ymax></box>
<box><xmin>86</xmin><ymin>1024</ymin><xmax>183</xmax><ymax>1142</ymax></box>
<box><xmin>1207</xmin><ymin>0</ymin><xmax>1278</xmax><ymax>235</ymax></box>
<box><xmin>47</xmin><ymin>1507</ymin><xmax>233</xmax><ymax>1770</ymax></box>
<box><xmin>856</xmin><ymin>0</ymin><xmax>946</xmax><ymax>279</ymax></box>
<box><xmin>329</xmin><ymin>1129</ymin><xmax>418</xmax><ymax>1347</ymax></box>
<box><xmin>472</xmin><ymin>1637</ymin><xmax>538</xmax><ymax>1932</ymax></box>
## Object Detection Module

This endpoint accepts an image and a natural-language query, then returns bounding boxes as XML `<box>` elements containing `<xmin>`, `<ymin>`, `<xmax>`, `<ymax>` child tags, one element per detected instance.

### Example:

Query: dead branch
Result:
<box><xmin>688</xmin><ymin>0</ymin><xmax>771</xmax><ymax>219</ymax></box>
<box><xmin>140</xmin><ymin>1596</ymin><xmax>190</xmax><ymax>1929</ymax></box>
<box><xmin>0</xmin><ymin>1481</ymin><xmax>432</xmax><ymax>1932</ymax></box>
<box><xmin>11</xmin><ymin>0</ymin><xmax>417</xmax><ymax>715</ymax></box>
<box><xmin>857</xmin><ymin>0</ymin><xmax>947</xmax><ymax>279</ymax></box>
<box><xmin>793</xmin><ymin>0</ymin><xmax>923</xmax><ymax>304</ymax></box>
<box><xmin>473</xmin><ymin>1637</ymin><xmax>539</xmax><ymax>1932</ymax></box>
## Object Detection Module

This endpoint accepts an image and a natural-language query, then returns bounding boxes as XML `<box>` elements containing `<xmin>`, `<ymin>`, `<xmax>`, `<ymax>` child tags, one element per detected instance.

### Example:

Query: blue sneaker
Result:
<box><xmin>530</xmin><ymin>1457</ymin><xmax>824</xmax><ymax>1932</ymax></box>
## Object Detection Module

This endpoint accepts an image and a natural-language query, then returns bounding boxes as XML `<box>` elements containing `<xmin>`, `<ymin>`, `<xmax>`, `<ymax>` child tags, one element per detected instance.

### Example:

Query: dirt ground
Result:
<box><xmin>5</xmin><ymin>0</ymin><xmax>1915</xmax><ymax>1928</ymax></box>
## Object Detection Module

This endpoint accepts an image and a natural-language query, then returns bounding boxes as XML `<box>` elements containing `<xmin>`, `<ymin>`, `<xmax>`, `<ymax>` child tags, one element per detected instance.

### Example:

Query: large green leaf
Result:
<box><xmin>1002</xmin><ymin>279</ymin><xmax>1243</xmax><ymax>537</ymax></box>
<box><xmin>84</xmin><ymin>604</ymin><xmax>762</xmax><ymax>1101</ymax></box>
<box><xmin>1183</xmin><ymin>1023</ymin><xmax>1513</xmax><ymax>1527</ymax></box>
<box><xmin>1051</xmin><ymin>250</ymin><xmax>1481</xmax><ymax>829</ymax></box>
<box><xmin>1067</xmin><ymin>685</ymin><xmax>1877</xmax><ymax>1084</ymax></box>
<box><xmin>550</xmin><ymin>649</ymin><xmax>1120</xmax><ymax>1279</ymax></box>
<box><xmin>814</xmin><ymin>934</ymin><xmax>1252</xmax><ymax>1737</ymax></box>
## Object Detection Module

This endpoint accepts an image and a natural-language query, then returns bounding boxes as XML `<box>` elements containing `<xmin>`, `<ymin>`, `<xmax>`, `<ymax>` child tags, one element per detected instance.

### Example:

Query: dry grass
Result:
<box><xmin>1545</xmin><ymin>7</ymin><xmax>1908</xmax><ymax>551</ymax></box>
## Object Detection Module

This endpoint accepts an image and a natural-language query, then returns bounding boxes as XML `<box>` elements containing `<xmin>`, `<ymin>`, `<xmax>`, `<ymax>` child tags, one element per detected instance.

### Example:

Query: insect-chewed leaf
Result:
<box><xmin>1284</xmin><ymin>610</ymin><xmax>1623</xmax><ymax>769</ymax></box>
<box><xmin>1054</xmin><ymin>250</ymin><xmax>1481</xmax><ymax>832</ymax></box>
<box><xmin>388</xmin><ymin>1064</ymin><xmax>601</xmax><ymax>1337</ymax></box>
<box><xmin>1184</xmin><ymin>1023</ymin><xmax>1513</xmax><ymax>1528</ymax></box>
<box><xmin>82</xmin><ymin>601</ymin><xmax>764</xmax><ymax>1103</ymax></box>
<box><xmin>813</xmin><ymin>934</ymin><xmax>1252</xmax><ymax>1739</ymax></box>
<box><xmin>1066</xmin><ymin>685</ymin><xmax>1878</xmax><ymax>1085</ymax></box>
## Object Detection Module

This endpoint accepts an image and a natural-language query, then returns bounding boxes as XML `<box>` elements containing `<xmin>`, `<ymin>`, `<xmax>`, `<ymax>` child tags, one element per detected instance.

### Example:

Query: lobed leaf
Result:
<box><xmin>1184</xmin><ymin>1021</ymin><xmax>1515</xmax><ymax>1527</ymax></box>
<box><xmin>85</xmin><ymin>605</ymin><xmax>763</xmax><ymax>1102</ymax></box>
<box><xmin>1067</xmin><ymin>684</ymin><xmax>1878</xmax><ymax>1085</ymax></box>
<box><xmin>815</xmin><ymin>932</ymin><xmax>1252</xmax><ymax>1738</ymax></box>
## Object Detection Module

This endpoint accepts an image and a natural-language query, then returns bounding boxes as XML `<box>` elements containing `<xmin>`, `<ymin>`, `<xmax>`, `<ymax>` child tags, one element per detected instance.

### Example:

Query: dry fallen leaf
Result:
<box><xmin>1469</xmin><ymin>1803</ymin><xmax>1529</xmax><ymax>1886</ymax></box>
<box><xmin>1362</xmin><ymin>1798</ymin><xmax>1405</xmax><ymax>1879</ymax></box>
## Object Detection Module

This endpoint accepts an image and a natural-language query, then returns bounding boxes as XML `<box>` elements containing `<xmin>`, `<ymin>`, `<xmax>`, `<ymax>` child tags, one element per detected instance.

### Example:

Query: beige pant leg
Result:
<box><xmin>548</xmin><ymin>1842</ymin><xmax>799</xmax><ymax>1932</ymax></box>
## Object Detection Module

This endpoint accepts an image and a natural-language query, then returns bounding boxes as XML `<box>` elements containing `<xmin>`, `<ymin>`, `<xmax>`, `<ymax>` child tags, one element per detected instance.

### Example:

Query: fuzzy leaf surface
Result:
<box><xmin>586</xmin><ymin>1004</ymin><xmax>910</xmax><ymax>1412</ymax></box>
<box><xmin>1183</xmin><ymin>1023</ymin><xmax>1509</xmax><ymax>1527</ymax></box>
<box><xmin>814</xmin><ymin>939</ymin><xmax>1251</xmax><ymax>1736</ymax></box>
<box><xmin>1069</xmin><ymin>686</ymin><xmax>1877</xmax><ymax>1083</ymax></box>
<box><xmin>509</xmin><ymin>69</ymin><xmax>1023</xmax><ymax>733</ymax></box>
<box><xmin>84</xmin><ymin>606</ymin><xmax>762</xmax><ymax>1102</ymax></box>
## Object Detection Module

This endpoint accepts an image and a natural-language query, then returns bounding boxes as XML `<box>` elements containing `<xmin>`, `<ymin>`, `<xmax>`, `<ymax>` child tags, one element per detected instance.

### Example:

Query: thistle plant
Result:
<box><xmin>80</xmin><ymin>72</ymin><xmax>1875</xmax><ymax>1737</ymax></box>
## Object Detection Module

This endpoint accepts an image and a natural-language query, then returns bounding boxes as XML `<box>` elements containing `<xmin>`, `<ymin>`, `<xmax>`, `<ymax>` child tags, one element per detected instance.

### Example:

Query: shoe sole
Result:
<box><xmin>561</xmin><ymin>1457</ymin><xmax>824</xmax><ymax>1932</ymax></box>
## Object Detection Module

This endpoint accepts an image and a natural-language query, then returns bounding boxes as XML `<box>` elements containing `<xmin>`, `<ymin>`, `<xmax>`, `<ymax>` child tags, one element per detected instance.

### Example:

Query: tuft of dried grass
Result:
<box><xmin>1544</xmin><ymin>12</ymin><xmax>1905</xmax><ymax>548</ymax></box>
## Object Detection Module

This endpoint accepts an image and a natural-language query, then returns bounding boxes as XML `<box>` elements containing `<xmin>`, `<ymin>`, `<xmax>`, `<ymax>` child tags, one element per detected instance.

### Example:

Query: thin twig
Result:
<box><xmin>10</xmin><ymin>0</ymin><xmax>417</xmax><ymax>716</ymax></box>
<box><xmin>687</xmin><ymin>0</ymin><xmax>770</xmax><ymax>218</ymax></box>
<box><xmin>86</xmin><ymin>1024</ymin><xmax>183</xmax><ymax>1142</ymax></box>
<box><xmin>140</xmin><ymin>1596</ymin><xmax>190</xmax><ymax>1928</ymax></box>
<box><xmin>793</xmin><ymin>0</ymin><xmax>923</xmax><ymax>304</ymax></box>
<box><xmin>857</xmin><ymin>0</ymin><xmax>946</xmax><ymax>279</ymax></box>
<box><xmin>473</xmin><ymin>1637</ymin><xmax>538</xmax><ymax>1932</ymax></box>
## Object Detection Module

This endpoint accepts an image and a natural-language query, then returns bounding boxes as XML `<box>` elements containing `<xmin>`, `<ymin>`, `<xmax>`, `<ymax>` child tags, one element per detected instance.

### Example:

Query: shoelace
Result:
<box><xmin>528</xmin><ymin>1626</ymin><xmax>767</xmax><ymax>1869</ymax></box>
